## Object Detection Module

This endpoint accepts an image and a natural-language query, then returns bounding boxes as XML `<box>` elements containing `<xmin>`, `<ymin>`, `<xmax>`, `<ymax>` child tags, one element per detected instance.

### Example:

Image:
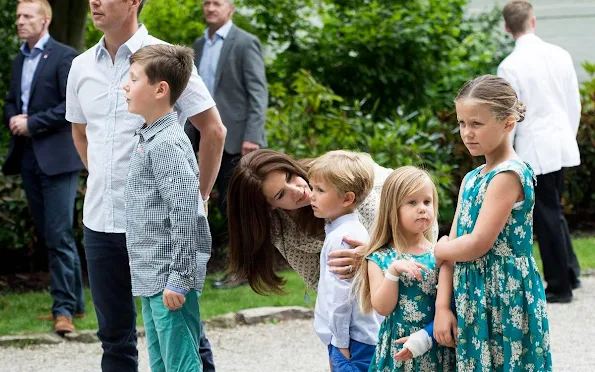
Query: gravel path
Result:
<box><xmin>1</xmin><ymin>277</ymin><xmax>593</xmax><ymax>371</ymax></box>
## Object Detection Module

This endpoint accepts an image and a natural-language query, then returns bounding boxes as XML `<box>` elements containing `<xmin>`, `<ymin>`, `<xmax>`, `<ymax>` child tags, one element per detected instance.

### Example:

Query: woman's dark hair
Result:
<box><xmin>227</xmin><ymin>149</ymin><xmax>324</xmax><ymax>294</ymax></box>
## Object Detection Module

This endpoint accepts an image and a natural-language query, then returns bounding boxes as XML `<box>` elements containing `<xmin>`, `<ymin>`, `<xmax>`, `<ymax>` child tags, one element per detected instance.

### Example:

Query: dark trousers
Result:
<box><xmin>83</xmin><ymin>226</ymin><xmax>216</xmax><ymax>372</ymax></box>
<box><xmin>21</xmin><ymin>146</ymin><xmax>84</xmax><ymax>317</ymax></box>
<box><xmin>184</xmin><ymin>122</ymin><xmax>240</xmax><ymax>222</ymax></box>
<box><xmin>215</xmin><ymin>151</ymin><xmax>241</xmax><ymax>221</ymax></box>
<box><xmin>534</xmin><ymin>169</ymin><xmax>581</xmax><ymax>296</ymax></box>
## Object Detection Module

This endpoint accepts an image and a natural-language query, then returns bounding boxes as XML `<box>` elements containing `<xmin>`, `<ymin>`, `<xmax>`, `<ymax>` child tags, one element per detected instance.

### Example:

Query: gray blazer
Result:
<box><xmin>193</xmin><ymin>25</ymin><xmax>268</xmax><ymax>154</ymax></box>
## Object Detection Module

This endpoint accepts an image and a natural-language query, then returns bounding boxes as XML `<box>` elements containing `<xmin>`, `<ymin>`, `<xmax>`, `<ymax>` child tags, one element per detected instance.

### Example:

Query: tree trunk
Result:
<box><xmin>48</xmin><ymin>0</ymin><xmax>88</xmax><ymax>51</ymax></box>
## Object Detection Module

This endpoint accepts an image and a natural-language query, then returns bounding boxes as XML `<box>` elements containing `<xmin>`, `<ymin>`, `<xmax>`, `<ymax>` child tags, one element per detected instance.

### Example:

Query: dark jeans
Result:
<box><xmin>534</xmin><ymin>169</ymin><xmax>581</xmax><ymax>296</ymax></box>
<box><xmin>21</xmin><ymin>146</ymin><xmax>84</xmax><ymax>317</ymax></box>
<box><xmin>83</xmin><ymin>226</ymin><xmax>216</xmax><ymax>372</ymax></box>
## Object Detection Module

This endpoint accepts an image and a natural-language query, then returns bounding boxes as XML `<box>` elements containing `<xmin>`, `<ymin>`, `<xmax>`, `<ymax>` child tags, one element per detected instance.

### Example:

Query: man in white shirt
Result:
<box><xmin>497</xmin><ymin>0</ymin><xmax>581</xmax><ymax>304</ymax></box>
<box><xmin>66</xmin><ymin>0</ymin><xmax>225</xmax><ymax>370</ymax></box>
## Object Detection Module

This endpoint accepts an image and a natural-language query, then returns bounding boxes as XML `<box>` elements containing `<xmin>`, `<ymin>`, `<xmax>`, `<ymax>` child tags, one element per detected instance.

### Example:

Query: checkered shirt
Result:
<box><xmin>125</xmin><ymin>112</ymin><xmax>211</xmax><ymax>297</ymax></box>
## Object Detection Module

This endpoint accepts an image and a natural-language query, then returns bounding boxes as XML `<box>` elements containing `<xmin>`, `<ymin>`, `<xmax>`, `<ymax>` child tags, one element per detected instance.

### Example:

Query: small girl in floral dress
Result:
<box><xmin>355</xmin><ymin>166</ymin><xmax>455</xmax><ymax>371</ymax></box>
<box><xmin>434</xmin><ymin>75</ymin><xmax>552</xmax><ymax>371</ymax></box>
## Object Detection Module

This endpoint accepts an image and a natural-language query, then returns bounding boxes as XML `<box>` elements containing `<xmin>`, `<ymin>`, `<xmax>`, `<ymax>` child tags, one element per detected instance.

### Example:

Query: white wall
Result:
<box><xmin>467</xmin><ymin>0</ymin><xmax>595</xmax><ymax>81</ymax></box>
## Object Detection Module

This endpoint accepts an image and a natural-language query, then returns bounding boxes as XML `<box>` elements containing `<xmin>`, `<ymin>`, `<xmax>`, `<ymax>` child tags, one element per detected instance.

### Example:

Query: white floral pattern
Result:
<box><xmin>454</xmin><ymin>159</ymin><xmax>552</xmax><ymax>371</ymax></box>
<box><xmin>367</xmin><ymin>246</ymin><xmax>455</xmax><ymax>371</ymax></box>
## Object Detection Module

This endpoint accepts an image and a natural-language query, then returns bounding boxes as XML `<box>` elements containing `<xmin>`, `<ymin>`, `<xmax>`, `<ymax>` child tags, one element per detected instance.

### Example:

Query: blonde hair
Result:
<box><xmin>456</xmin><ymin>75</ymin><xmax>526</xmax><ymax>123</ymax></box>
<box><xmin>129</xmin><ymin>44</ymin><xmax>195</xmax><ymax>106</ymax></box>
<box><xmin>502</xmin><ymin>1</ymin><xmax>533</xmax><ymax>35</ymax></box>
<box><xmin>19</xmin><ymin>0</ymin><xmax>52</xmax><ymax>19</ymax></box>
<box><xmin>355</xmin><ymin>166</ymin><xmax>438</xmax><ymax>313</ymax></box>
<box><xmin>307</xmin><ymin>150</ymin><xmax>375</xmax><ymax>209</ymax></box>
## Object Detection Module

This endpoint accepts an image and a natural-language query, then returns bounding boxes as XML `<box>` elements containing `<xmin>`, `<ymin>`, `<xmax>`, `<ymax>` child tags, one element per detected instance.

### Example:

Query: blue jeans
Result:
<box><xmin>83</xmin><ymin>227</ymin><xmax>216</xmax><ymax>372</ymax></box>
<box><xmin>328</xmin><ymin>340</ymin><xmax>375</xmax><ymax>372</ymax></box>
<box><xmin>21</xmin><ymin>147</ymin><xmax>84</xmax><ymax>317</ymax></box>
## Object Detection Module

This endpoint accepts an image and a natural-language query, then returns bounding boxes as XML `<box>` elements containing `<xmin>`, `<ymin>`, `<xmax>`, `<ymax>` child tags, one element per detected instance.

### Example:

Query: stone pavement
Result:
<box><xmin>0</xmin><ymin>277</ymin><xmax>594</xmax><ymax>371</ymax></box>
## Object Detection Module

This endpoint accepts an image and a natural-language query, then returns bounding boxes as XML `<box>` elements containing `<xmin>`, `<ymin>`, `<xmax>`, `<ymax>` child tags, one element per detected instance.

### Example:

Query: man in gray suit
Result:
<box><xmin>188</xmin><ymin>0</ymin><xmax>268</xmax><ymax>289</ymax></box>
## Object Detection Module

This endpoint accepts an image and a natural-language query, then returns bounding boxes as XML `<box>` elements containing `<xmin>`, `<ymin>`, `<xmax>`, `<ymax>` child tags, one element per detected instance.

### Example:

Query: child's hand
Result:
<box><xmin>391</xmin><ymin>259</ymin><xmax>427</xmax><ymax>281</ymax></box>
<box><xmin>434</xmin><ymin>306</ymin><xmax>457</xmax><ymax>348</ymax></box>
<box><xmin>163</xmin><ymin>289</ymin><xmax>186</xmax><ymax>311</ymax></box>
<box><xmin>394</xmin><ymin>337</ymin><xmax>413</xmax><ymax>361</ymax></box>
<box><xmin>338</xmin><ymin>347</ymin><xmax>350</xmax><ymax>360</ymax></box>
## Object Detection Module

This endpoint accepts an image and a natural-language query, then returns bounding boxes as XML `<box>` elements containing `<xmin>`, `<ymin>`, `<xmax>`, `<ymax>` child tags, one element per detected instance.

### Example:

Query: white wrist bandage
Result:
<box><xmin>402</xmin><ymin>329</ymin><xmax>433</xmax><ymax>358</ymax></box>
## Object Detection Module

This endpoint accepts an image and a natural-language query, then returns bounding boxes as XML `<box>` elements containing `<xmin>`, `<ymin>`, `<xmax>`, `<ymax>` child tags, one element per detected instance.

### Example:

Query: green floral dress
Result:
<box><xmin>367</xmin><ymin>246</ymin><xmax>455</xmax><ymax>372</ymax></box>
<box><xmin>453</xmin><ymin>159</ymin><xmax>552</xmax><ymax>371</ymax></box>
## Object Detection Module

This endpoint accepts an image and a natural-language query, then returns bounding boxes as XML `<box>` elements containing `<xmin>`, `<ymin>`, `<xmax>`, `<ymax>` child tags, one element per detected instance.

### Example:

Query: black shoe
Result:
<box><xmin>572</xmin><ymin>280</ymin><xmax>582</xmax><ymax>290</ymax></box>
<box><xmin>546</xmin><ymin>292</ymin><xmax>573</xmax><ymax>304</ymax></box>
<box><xmin>211</xmin><ymin>275</ymin><xmax>248</xmax><ymax>290</ymax></box>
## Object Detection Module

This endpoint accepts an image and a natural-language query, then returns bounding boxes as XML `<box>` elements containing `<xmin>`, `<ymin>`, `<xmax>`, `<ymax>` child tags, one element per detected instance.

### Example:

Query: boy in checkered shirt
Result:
<box><xmin>123</xmin><ymin>44</ymin><xmax>211</xmax><ymax>371</ymax></box>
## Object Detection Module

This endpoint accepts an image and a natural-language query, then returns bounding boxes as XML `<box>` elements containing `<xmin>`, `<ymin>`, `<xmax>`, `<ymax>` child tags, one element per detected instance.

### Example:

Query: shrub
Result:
<box><xmin>566</xmin><ymin>62</ymin><xmax>595</xmax><ymax>222</ymax></box>
<box><xmin>267</xmin><ymin>70</ymin><xmax>456</xmax><ymax>220</ymax></box>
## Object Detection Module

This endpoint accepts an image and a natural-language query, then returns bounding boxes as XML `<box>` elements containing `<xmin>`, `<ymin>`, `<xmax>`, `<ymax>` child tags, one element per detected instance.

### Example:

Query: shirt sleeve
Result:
<box><xmin>328</xmin><ymin>238</ymin><xmax>354</xmax><ymax>349</ymax></box>
<box><xmin>65</xmin><ymin>56</ymin><xmax>86</xmax><ymax>124</ymax></box>
<box><xmin>175</xmin><ymin>65</ymin><xmax>217</xmax><ymax>119</ymax></box>
<box><xmin>564</xmin><ymin>56</ymin><xmax>581</xmax><ymax>136</ymax></box>
<box><xmin>150</xmin><ymin>141</ymin><xmax>211</xmax><ymax>292</ymax></box>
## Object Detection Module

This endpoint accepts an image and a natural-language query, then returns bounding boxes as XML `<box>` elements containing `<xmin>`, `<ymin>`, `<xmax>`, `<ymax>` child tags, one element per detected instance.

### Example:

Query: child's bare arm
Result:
<box><xmin>435</xmin><ymin>172</ymin><xmax>522</xmax><ymax>262</ymax></box>
<box><xmin>434</xmin><ymin>261</ymin><xmax>456</xmax><ymax>347</ymax></box>
<box><xmin>433</xmin><ymin>182</ymin><xmax>461</xmax><ymax>347</ymax></box>
<box><xmin>368</xmin><ymin>261</ymin><xmax>399</xmax><ymax>316</ymax></box>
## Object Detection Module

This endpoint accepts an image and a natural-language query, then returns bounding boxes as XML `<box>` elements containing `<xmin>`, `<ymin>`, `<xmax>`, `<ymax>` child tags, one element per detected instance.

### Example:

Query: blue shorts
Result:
<box><xmin>328</xmin><ymin>339</ymin><xmax>376</xmax><ymax>372</ymax></box>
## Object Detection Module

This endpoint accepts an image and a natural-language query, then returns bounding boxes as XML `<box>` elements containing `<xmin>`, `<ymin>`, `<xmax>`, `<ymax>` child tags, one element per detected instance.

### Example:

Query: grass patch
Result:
<box><xmin>533</xmin><ymin>237</ymin><xmax>595</xmax><ymax>273</ymax></box>
<box><xmin>0</xmin><ymin>270</ymin><xmax>315</xmax><ymax>336</ymax></box>
<box><xmin>0</xmin><ymin>237</ymin><xmax>593</xmax><ymax>337</ymax></box>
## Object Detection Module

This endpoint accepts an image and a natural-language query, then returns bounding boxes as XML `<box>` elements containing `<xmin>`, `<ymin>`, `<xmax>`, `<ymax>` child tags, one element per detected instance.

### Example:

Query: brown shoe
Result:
<box><xmin>54</xmin><ymin>316</ymin><xmax>75</xmax><ymax>335</ymax></box>
<box><xmin>37</xmin><ymin>312</ymin><xmax>86</xmax><ymax>321</ymax></box>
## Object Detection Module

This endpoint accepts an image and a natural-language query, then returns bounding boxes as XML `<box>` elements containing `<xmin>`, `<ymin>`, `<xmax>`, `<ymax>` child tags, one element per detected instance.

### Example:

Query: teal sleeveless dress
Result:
<box><xmin>367</xmin><ymin>246</ymin><xmax>455</xmax><ymax>371</ymax></box>
<box><xmin>453</xmin><ymin>159</ymin><xmax>552</xmax><ymax>371</ymax></box>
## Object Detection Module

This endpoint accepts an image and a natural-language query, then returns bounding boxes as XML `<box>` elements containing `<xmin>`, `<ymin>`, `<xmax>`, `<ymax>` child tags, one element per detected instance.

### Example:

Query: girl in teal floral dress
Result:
<box><xmin>355</xmin><ymin>166</ymin><xmax>455</xmax><ymax>371</ymax></box>
<box><xmin>434</xmin><ymin>75</ymin><xmax>552</xmax><ymax>371</ymax></box>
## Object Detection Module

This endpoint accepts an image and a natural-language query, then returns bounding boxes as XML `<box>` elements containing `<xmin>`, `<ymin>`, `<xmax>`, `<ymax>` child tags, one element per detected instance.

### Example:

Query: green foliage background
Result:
<box><xmin>0</xmin><ymin>0</ymin><xmax>593</xmax><ymax>271</ymax></box>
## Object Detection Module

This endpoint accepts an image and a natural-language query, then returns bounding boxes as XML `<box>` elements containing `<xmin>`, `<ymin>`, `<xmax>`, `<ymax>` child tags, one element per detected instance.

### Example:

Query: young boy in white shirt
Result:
<box><xmin>308</xmin><ymin>150</ymin><xmax>381</xmax><ymax>372</ymax></box>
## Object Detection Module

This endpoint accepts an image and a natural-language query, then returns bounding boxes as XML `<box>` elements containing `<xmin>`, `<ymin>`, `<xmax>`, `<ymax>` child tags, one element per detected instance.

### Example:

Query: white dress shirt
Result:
<box><xmin>497</xmin><ymin>33</ymin><xmax>581</xmax><ymax>176</ymax></box>
<box><xmin>314</xmin><ymin>213</ymin><xmax>381</xmax><ymax>349</ymax></box>
<box><xmin>65</xmin><ymin>25</ymin><xmax>215</xmax><ymax>233</ymax></box>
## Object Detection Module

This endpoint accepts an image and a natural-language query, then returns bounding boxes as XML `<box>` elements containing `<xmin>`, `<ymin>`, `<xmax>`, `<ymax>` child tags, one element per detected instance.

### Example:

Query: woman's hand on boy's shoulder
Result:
<box><xmin>327</xmin><ymin>236</ymin><xmax>366</xmax><ymax>279</ymax></box>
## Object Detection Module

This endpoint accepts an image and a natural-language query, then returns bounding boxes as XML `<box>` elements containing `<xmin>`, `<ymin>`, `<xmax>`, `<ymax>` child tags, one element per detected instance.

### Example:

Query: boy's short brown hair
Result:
<box><xmin>502</xmin><ymin>1</ymin><xmax>534</xmax><ymax>34</ymax></box>
<box><xmin>129</xmin><ymin>44</ymin><xmax>194</xmax><ymax>106</ymax></box>
<box><xmin>308</xmin><ymin>150</ymin><xmax>375</xmax><ymax>208</ymax></box>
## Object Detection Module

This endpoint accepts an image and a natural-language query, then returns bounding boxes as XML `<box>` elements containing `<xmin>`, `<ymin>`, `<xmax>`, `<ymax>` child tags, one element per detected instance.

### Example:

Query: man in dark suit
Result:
<box><xmin>3</xmin><ymin>0</ymin><xmax>84</xmax><ymax>334</ymax></box>
<box><xmin>189</xmin><ymin>0</ymin><xmax>268</xmax><ymax>289</ymax></box>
